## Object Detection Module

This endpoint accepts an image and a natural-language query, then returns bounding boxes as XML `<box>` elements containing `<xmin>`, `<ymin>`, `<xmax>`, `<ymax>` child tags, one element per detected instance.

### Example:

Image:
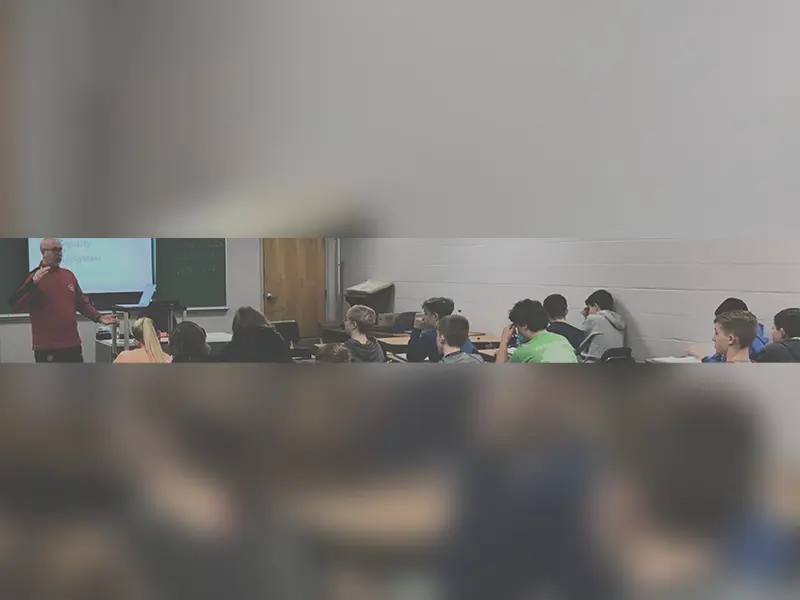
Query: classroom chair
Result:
<box><xmin>392</xmin><ymin>312</ymin><xmax>417</xmax><ymax>333</ymax></box>
<box><xmin>600</xmin><ymin>347</ymin><xmax>634</xmax><ymax>363</ymax></box>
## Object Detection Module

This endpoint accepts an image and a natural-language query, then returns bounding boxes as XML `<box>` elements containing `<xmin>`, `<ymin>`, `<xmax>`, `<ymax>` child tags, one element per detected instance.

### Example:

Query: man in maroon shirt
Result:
<box><xmin>9</xmin><ymin>238</ymin><xmax>118</xmax><ymax>362</ymax></box>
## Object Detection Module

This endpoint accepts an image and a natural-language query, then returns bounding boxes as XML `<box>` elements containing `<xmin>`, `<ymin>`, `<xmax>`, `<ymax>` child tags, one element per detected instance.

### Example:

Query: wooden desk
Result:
<box><xmin>377</xmin><ymin>334</ymin><xmax>502</xmax><ymax>352</ymax></box>
<box><xmin>479</xmin><ymin>348</ymin><xmax>498</xmax><ymax>362</ymax></box>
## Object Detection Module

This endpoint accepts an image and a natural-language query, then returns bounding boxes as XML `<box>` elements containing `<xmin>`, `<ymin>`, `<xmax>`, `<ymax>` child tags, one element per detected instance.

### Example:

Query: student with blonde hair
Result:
<box><xmin>113</xmin><ymin>317</ymin><xmax>172</xmax><ymax>363</ymax></box>
<box><xmin>344</xmin><ymin>305</ymin><xmax>386</xmax><ymax>363</ymax></box>
<box><xmin>315</xmin><ymin>343</ymin><xmax>352</xmax><ymax>363</ymax></box>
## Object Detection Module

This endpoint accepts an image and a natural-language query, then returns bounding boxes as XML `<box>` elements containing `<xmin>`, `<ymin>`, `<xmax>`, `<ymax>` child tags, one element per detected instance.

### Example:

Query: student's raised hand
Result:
<box><xmin>413</xmin><ymin>312</ymin><xmax>426</xmax><ymax>330</ymax></box>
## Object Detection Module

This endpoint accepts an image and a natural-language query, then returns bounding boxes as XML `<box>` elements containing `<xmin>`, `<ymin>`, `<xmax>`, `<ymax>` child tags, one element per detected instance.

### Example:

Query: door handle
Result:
<box><xmin>265</xmin><ymin>293</ymin><xmax>276</xmax><ymax>301</ymax></box>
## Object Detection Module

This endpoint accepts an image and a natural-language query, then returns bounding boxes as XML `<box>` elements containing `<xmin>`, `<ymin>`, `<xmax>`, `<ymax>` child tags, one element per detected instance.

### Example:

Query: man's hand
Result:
<box><xmin>413</xmin><ymin>312</ymin><xmax>427</xmax><ymax>330</ymax></box>
<box><xmin>98</xmin><ymin>315</ymin><xmax>119</xmax><ymax>326</ymax></box>
<box><xmin>32</xmin><ymin>266</ymin><xmax>51</xmax><ymax>284</ymax></box>
<box><xmin>496</xmin><ymin>324</ymin><xmax>517</xmax><ymax>364</ymax></box>
<box><xmin>500</xmin><ymin>324</ymin><xmax>517</xmax><ymax>345</ymax></box>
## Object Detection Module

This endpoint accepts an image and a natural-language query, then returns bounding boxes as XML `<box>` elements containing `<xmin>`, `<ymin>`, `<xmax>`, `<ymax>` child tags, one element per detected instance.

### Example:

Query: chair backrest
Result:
<box><xmin>272</xmin><ymin>320</ymin><xmax>300</xmax><ymax>346</ymax></box>
<box><xmin>600</xmin><ymin>347</ymin><xmax>634</xmax><ymax>363</ymax></box>
<box><xmin>577</xmin><ymin>331</ymin><xmax>602</xmax><ymax>361</ymax></box>
<box><xmin>392</xmin><ymin>311</ymin><xmax>417</xmax><ymax>333</ymax></box>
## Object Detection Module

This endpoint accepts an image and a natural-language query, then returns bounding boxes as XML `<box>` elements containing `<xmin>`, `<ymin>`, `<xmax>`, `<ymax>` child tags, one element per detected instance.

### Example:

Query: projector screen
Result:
<box><xmin>28</xmin><ymin>238</ymin><xmax>154</xmax><ymax>294</ymax></box>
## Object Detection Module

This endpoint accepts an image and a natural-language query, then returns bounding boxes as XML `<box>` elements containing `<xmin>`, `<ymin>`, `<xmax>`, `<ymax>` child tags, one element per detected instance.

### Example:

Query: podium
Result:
<box><xmin>110</xmin><ymin>300</ymin><xmax>187</xmax><ymax>356</ymax></box>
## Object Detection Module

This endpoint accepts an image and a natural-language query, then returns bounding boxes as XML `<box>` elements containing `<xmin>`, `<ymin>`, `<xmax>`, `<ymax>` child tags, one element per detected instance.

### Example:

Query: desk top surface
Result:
<box><xmin>97</xmin><ymin>332</ymin><xmax>232</xmax><ymax>347</ymax></box>
<box><xmin>376</xmin><ymin>333</ymin><xmax>501</xmax><ymax>345</ymax></box>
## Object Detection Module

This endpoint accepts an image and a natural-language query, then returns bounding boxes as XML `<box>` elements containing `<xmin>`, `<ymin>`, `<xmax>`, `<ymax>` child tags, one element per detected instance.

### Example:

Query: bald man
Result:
<box><xmin>9</xmin><ymin>238</ymin><xmax>118</xmax><ymax>362</ymax></box>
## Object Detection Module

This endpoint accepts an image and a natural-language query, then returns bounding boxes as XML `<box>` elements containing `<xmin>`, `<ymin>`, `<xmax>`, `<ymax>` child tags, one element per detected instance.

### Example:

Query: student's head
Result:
<box><xmin>436</xmin><ymin>314</ymin><xmax>471</xmax><ymax>353</ymax></box>
<box><xmin>508</xmin><ymin>299</ymin><xmax>550</xmax><ymax>341</ymax></box>
<box><xmin>713</xmin><ymin>311</ymin><xmax>757</xmax><ymax>355</ymax></box>
<box><xmin>584</xmin><ymin>290</ymin><xmax>614</xmax><ymax>316</ymax></box>
<box><xmin>714</xmin><ymin>297</ymin><xmax>749</xmax><ymax>317</ymax></box>
<box><xmin>168</xmin><ymin>321</ymin><xmax>210</xmax><ymax>362</ymax></box>
<box><xmin>232</xmin><ymin>306</ymin><xmax>270</xmax><ymax>336</ymax></box>
<box><xmin>131</xmin><ymin>317</ymin><xmax>170</xmax><ymax>363</ymax></box>
<box><xmin>315</xmin><ymin>343</ymin><xmax>352</xmax><ymax>363</ymax></box>
<box><xmin>420</xmin><ymin>297</ymin><xmax>456</xmax><ymax>329</ymax></box>
<box><xmin>39</xmin><ymin>238</ymin><xmax>63</xmax><ymax>267</ymax></box>
<box><xmin>772</xmin><ymin>308</ymin><xmax>800</xmax><ymax>343</ymax></box>
<box><xmin>543</xmin><ymin>294</ymin><xmax>569</xmax><ymax>322</ymax></box>
<box><xmin>344</xmin><ymin>305</ymin><xmax>377</xmax><ymax>336</ymax></box>
<box><xmin>604</xmin><ymin>387</ymin><xmax>759</xmax><ymax>553</ymax></box>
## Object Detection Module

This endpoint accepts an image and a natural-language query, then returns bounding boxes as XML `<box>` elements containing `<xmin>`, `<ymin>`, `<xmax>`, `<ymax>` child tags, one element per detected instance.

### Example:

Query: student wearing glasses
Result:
<box><xmin>8</xmin><ymin>238</ymin><xmax>118</xmax><ymax>363</ymax></box>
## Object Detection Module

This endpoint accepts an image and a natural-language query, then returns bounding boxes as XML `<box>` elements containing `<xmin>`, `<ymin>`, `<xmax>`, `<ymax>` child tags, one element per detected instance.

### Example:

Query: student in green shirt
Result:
<box><xmin>496</xmin><ymin>299</ymin><xmax>579</xmax><ymax>363</ymax></box>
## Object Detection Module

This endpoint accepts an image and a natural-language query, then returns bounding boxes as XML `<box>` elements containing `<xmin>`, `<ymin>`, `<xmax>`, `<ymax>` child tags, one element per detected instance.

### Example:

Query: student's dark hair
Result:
<box><xmin>437</xmin><ymin>314</ymin><xmax>470</xmax><ymax>348</ymax></box>
<box><xmin>421</xmin><ymin>297</ymin><xmax>455</xmax><ymax>318</ymax></box>
<box><xmin>315</xmin><ymin>343</ymin><xmax>352</xmax><ymax>363</ymax></box>
<box><xmin>508</xmin><ymin>299</ymin><xmax>550</xmax><ymax>332</ymax></box>
<box><xmin>543</xmin><ymin>294</ymin><xmax>569</xmax><ymax>320</ymax></box>
<box><xmin>585</xmin><ymin>289</ymin><xmax>614</xmax><ymax>311</ymax></box>
<box><xmin>168</xmin><ymin>321</ymin><xmax>210</xmax><ymax>361</ymax></box>
<box><xmin>232</xmin><ymin>306</ymin><xmax>270</xmax><ymax>335</ymax></box>
<box><xmin>616</xmin><ymin>386</ymin><xmax>759</xmax><ymax>538</ymax></box>
<box><xmin>714</xmin><ymin>311</ymin><xmax>758</xmax><ymax>349</ymax></box>
<box><xmin>715</xmin><ymin>297</ymin><xmax>749</xmax><ymax>316</ymax></box>
<box><xmin>774</xmin><ymin>308</ymin><xmax>800</xmax><ymax>339</ymax></box>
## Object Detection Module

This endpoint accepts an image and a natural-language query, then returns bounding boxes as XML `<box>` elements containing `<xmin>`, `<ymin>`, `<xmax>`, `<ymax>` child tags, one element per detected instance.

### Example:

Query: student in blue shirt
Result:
<box><xmin>689</xmin><ymin>298</ymin><xmax>768</xmax><ymax>362</ymax></box>
<box><xmin>407</xmin><ymin>297</ymin><xmax>477</xmax><ymax>362</ymax></box>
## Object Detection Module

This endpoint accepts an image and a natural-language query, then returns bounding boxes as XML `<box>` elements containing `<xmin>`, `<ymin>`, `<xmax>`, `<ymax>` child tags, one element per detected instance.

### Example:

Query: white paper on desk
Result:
<box><xmin>649</xmin><ymin>356</ymin><xmax>701</xmax><ymax>363</ymax></box>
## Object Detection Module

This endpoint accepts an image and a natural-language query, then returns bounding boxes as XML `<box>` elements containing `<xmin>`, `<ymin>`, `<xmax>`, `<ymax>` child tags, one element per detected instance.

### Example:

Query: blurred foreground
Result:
<box><xmin>0</xmin><ymin>366</ymin><xmax>798</xmax><ymax>599</ymax></box>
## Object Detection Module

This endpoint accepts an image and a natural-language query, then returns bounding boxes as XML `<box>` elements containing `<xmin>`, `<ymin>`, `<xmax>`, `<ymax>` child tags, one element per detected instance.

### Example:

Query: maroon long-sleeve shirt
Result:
<box><xmin>9</xmin><ymin>264</ymin><xmax>101</xmax><ymax>350</ymax></box>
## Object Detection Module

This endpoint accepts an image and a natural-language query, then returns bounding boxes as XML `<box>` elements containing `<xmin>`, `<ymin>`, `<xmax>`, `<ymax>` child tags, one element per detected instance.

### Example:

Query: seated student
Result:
<box><xmin>579</xmin><ymin>289</ymin><xmax>626</xmax><ymax>361</ymax></box>
<box><xmin>343</xmin><ymin>305</ymin><xmax>386</xmax><ymax>363</ymax></box>
<box><xmin>543</xmin><ymin>293</ymin><xmax>585</xmax><ymax>351</ymax></box>
<box><xmin>315</xmin><ymin>343</ymin><xmax>352</xmax><ymax>363</ymax></box>
<box><xmin>437</xmin><ymin>315</ymin><xmax>485</xmax><ymax>364</ymax></box>
<box><xmin>217</xmin><ymin>306</ymin><xmax>293</xmax><ymax>363</ymax></box>
<box><xmin>690</xmin><ymin>298</ymin><xmax>768</xmax><ymax>362</ymax></box>
<box><xmin>497</xmin><ymin>299</ymin><xmax>578</xmax><ymax>363</ymax></box>
<box><xmin>408</xmin><ymin>297</ymin><xmax>477</xmax><ymax>362</ymax></box>
<box><xmin>713</xmin><ymin>310</ymin><xmax>759</xmax><ymax>363</ymax></box>
<box><xmin>756</xmin><ymin>308</ymin><xmax>800</xmax><ymax>363</ymax></box>
<box><xmin>168</xmin><ymin>321</ymin><xmax>212</xmax><ymax>363</ymax></box>
<box><xmin>113</xmin><ymin>317</ymin><xmax>172</xmax><ymax>363</ymax></box>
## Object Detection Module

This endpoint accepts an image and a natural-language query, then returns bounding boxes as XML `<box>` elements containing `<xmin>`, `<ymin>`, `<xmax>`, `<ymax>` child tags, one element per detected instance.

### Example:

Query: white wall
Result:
<box><xmin>0</xmin><ymin>238</ymin><xmax>263</xmax><ymax>363</ymax></box>
<box><xmin>342</xmin><ymin>238</ymin><xmax>800</xmax><ymax>359</ymax></box>
<box><xmin>10</xmin><ymin>0</ymin><xmax>102</xmax><ymax>228</ymax></box>
<box><xmin>91</xmin><ymin>0</ymin><xmax>800</xmax><ymax>239</ymax></box>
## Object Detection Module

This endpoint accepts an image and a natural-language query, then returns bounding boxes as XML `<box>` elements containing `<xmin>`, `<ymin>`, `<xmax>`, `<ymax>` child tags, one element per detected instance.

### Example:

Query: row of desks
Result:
<box><xmin>375</xmin><ymin>333</ymin><xmax>501</xmax><ymax>352</ymax></box>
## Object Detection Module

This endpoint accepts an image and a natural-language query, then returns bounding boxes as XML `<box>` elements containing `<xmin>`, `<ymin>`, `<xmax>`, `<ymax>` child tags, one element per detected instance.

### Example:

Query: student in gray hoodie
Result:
<box><xmin>343</xmin><ymin>305</ymin><xmax>387</xmax><ymax>363</ymax></box>
<box><xmin>579</xmin><ymin>289</ymin><xmax>626</xmax><ymax>361</ymax></box>
<box><xmin>437</xmin><ymin>315</ymin><xmax>485</xmax><ymax>364</ymax></box>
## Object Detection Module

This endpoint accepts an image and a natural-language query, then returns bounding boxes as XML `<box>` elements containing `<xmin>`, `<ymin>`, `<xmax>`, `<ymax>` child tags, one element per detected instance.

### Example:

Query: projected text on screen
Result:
<box><xmin>28</xmin><ymin>238</ymin><xmax>154</xmax><ymax>294</ymax></box>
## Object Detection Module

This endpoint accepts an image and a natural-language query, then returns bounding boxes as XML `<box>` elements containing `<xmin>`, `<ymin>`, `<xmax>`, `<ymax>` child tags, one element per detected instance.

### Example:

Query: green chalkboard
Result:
<box><xmin>0</xmin><ymin>238</ymin><xmax>227</xmax><ymax>315</ymax></box>
<box><xmin>153</xmin><ymin>238</ymin><xmax>227</xmax><ymax>308</ymax></box>
<box><xmin>0</xmin><ymin>238</ymin><xmax>32</xmax><ymax>315</ymax></box>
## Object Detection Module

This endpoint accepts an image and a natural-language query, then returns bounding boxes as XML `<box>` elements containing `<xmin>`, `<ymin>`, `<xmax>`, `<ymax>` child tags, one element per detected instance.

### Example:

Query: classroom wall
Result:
<box><xmin>342</xmin><ymin>238</ymin><xmax>800</xmax><ymax>360</ymax></box>
<box><xmin>89</xmin><ymin>0</ymin><xmax>800</xmax><ymax>240</ymax></box>
<box><xmin>0</xmin><ymin>238</ymin><xmax>263</xmax><ymax>363</ymax></box>
<box><xmin>9</xmin><ymin>0</ymin><xmax>102</xmax><ymax>229</ymax></box>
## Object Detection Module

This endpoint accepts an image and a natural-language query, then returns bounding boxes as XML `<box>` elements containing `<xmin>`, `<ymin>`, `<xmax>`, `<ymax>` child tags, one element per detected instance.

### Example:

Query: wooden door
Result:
<box><xmin>262</xmin><ymin>238</ymin><xmax>326</xmax><ymax>338</ymax></box>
